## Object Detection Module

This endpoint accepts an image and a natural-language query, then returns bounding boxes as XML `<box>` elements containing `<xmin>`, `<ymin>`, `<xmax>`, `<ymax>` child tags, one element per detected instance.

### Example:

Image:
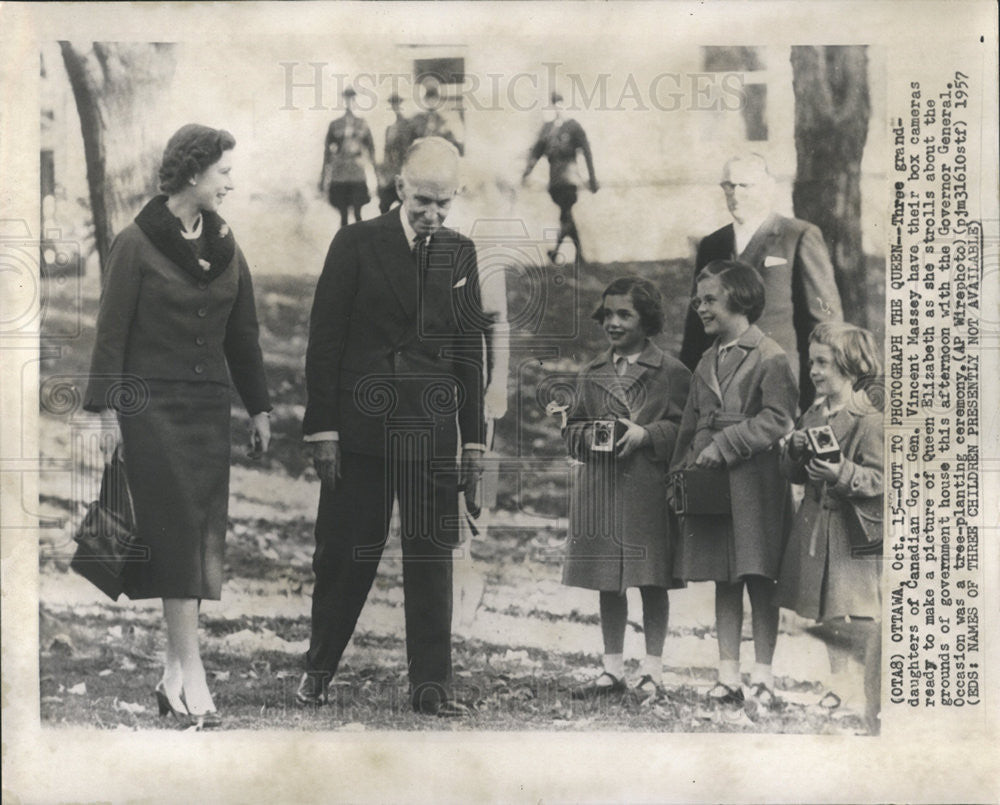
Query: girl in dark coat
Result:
<box><xmin>85</xmin><ymin>125</ymin><xmax>272</xmax><ymax>728</ymax></box>
<box><xmin>776</xmin><ymin>322</ymin><xmax>883</xmax><ymax>730</ymax></box>
<box><xmin>671</xmin><ymin>260</ymin><xmax>797</xmax><ymax>709</ymax></box>
<box><xmin>561</xmin><ymin>277</ymin><xmax>690</xmax><ymax>702</ymax></box>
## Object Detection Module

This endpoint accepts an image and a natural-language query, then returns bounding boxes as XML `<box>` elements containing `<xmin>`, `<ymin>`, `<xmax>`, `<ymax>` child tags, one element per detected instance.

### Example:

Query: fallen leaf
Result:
<box><xmin>107</xmin><ymin>625</ymin><xmax>123</xmax><ymax>639</ymax></box>
<box><xmin>115</xmin><ymin>700</ymin><xmax>147</xmax><ymax>714</ymax></box>
<box><xmin>212</xmin><ymin>670</ymin><xmax>231</xmax><ymax>682</ymax></box>
<box><xmin>98</xmin><ymin>669</ymin><xmax>113</xmax><ymax>677</ymax></box>
<box><xmin>717</xmin><ymin>709</ymin><xmax>756</xmax><ymax>729</ymax></box>
<box><xmin>68</xmin><ymin>682</ymin><xmax>87</xmax><ymax>695</ymax></box>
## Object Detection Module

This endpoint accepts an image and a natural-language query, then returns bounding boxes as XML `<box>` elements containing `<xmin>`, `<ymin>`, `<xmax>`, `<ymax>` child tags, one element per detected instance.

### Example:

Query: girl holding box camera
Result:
<box><xmin>561</xmin><ymin>277</ymin><xmax>690</xmax><ymax>702</ymax></box>
<box><xmin>776</xmin><ymin>322</ymin><xmax>883</xmax><ymax>732</ymax></box>
<box><xmin>671</xmin><ymin>259</ymin><xmax>798</xmax><ymax>709</ymax></box>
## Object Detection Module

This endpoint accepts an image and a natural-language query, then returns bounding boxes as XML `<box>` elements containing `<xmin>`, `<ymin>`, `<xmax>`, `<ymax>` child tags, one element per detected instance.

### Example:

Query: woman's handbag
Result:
<box><xmin>668</xmin><ymin>468</ymin><xmax>731</xmax><ymax>516</ymax></box>
<box><xmin>844</xmin><ymin>495</ymin><xmax>883</xmax><ymax>557</ymax></box>
<box><xmin>70</xmin><ymin>448</ymin><xmax>142</xmax><ymax>600</ymax></box>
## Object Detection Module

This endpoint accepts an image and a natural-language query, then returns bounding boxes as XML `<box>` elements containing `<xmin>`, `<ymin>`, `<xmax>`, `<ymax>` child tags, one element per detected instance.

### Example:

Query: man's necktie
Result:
<box><xmin>615</xmin><ymin>356</ymin><xmax>629</xmax><ymax>376</ymax></box>
<box><xmin>412</xmin><ymin>234</ymin><xmax>429</xmax><ymax>275</ymax></box>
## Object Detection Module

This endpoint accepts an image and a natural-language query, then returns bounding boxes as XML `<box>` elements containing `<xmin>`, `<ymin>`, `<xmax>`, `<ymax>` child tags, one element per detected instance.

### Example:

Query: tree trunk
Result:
<box><xmin>59</xmin><ymin>42</ymin><xmax>177</xmax><ymax>276</ymax></box>
<box><xmin>790</xmin><ymin>46</ymin><xmax>871</xmax><ymax>327</ymax></box>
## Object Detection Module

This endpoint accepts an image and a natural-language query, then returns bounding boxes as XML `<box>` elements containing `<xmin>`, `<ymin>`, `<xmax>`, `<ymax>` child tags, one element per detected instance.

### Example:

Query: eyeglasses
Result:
<box><xmin>719</xmin><ymin>182</ymin><xmax>756</xmax><ymax>192</ymax></box>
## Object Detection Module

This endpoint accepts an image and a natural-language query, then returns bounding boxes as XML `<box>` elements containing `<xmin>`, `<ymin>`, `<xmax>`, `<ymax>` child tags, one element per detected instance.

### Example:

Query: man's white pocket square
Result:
<box><xmin>452</xmin><ymin>277</ymin><xmax>468</xmax><ymax>289</ymax></box>
<box><xmin>763</xmin><ymin>256</ymin><xmax>788</xmax><ymax>267</ymax></box>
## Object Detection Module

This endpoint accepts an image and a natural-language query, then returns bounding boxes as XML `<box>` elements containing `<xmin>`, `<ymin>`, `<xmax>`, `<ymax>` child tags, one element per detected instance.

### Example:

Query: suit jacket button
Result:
<box><xmin>198</xmin><ymin>282</ymin><xmax>208</xmax><ymax>290</ymax></box>
<box><xmin>196</xmin><ymin>336</ymin><xmax>206</xmax><ymax>346</ymax></box>
<box><xmin>197</xmin><ymin>307</ymin><xmax>208</xmax><ymax>317</ymax></box>
<box><xmin>194</xmin><ymin>363</ymin><xmax>205</xmax><ymax>374</ymax></box>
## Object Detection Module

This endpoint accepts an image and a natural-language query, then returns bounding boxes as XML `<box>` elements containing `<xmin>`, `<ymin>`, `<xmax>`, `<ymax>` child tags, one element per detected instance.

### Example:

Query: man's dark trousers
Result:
<box><xmin>305</xmin><ymin>443</ymin><xmax>459</xmax><ymax>711</ymax></box>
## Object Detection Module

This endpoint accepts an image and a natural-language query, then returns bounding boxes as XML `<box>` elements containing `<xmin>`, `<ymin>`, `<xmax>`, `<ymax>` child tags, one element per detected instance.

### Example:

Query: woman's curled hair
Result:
<box><xmin>158</xmin><ymin>124</ymin><xmax>236</xmax><ymax>194</ymax></box>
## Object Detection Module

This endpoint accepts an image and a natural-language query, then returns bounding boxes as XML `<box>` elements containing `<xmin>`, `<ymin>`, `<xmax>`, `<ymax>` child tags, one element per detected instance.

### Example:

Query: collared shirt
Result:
<box><xmin>399</xmin><ymin>203</ymin><xmax>418</xmax><ymax>246</ymax></box>
<box><xmin>733</xmin><ymin>213</ymin><xmax>768</xmax><ymax>255</ymax></box>
<box><xmin>612</xmin><ymin>349</ymin><xmax>641</xmax><ymax>375</ymax></box>
<box><xmin>716</xmin><ymin>337</ymin><xmax>740</xmax><ymax>360</ymax></box>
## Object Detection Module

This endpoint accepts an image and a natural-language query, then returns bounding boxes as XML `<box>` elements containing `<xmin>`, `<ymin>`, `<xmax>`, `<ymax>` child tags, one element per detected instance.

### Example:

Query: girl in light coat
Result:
<box><xmin>671</xmin><ymin>260</ymin><xmax>797</xmax><ymax>709</ymax></box>
<box><xmin>776</xmin><ymin>322</ymin><xmax>883</xmax><ymax>731</ymax></box>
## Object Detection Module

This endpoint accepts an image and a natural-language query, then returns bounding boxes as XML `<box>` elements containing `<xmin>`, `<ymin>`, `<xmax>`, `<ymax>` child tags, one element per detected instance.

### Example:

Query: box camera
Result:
<box><xmin>805</xmin><ymin>425</ymin><xmax>841</xmax><ymax>463</ymax></box>
<box><xmin>591</xmin><ymin>419</ymin><xmax>624</xmax><ymax>452</ymax></box>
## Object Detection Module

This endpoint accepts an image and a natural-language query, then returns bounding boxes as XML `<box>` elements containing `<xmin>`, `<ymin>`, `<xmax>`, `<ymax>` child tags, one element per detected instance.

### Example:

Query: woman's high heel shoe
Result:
<box><xmin>154</xmin><ymin>681</ymin><xmax>192</xmax><ymax>723</ymax></box>
<box><xmin>189</xmin><ymin>710</ymin><xmax>223</xmax><ymax>730</ymax></box>
<box><xmin>180</xmin><ymin>689</ymin><xmax>222</xmax><ymax>730</ymax></box>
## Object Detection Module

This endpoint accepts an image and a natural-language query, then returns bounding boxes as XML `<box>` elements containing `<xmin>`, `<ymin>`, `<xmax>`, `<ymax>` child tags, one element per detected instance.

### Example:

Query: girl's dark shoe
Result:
<box><xmin>818</xmin><ymin>690</ymin><xmax>842</xmax><ymax>711</ymax></box>
<box><xmin>571</xmin><ymin>671</ymin><xmax>626</xmax><ymax>701</ymax></box>
<box><xmin>747</xmin><ymin>682</ymin><xmax>778</xmax><ymax>710</ymax></box>
<box><xmin>633</xmin><ymin>674</ymin><xmax>666</xmax><ymax>704</ymax></box>
<box><xmin>706</xmin><ymin>681</ymin><xmax>745</xmax><ymax>707</ymax></box>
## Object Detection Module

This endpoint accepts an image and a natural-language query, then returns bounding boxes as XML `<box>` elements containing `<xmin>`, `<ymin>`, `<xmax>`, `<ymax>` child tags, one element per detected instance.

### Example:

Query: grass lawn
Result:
<box><xmin>36</xmin><ymin>257</ymin><xmax>882</xmax><ymax>735</ymax></box>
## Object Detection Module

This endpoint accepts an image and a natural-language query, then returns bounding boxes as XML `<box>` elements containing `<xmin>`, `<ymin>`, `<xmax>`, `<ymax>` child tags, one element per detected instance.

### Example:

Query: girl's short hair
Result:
<box><xmin>695</xmin><ymin>259</ymin><xmax>765</xmax><ymax>323</ymax></box>
<box><xmin>591</xmin><ymin>276</ymin><xmax>664</xmax><ymax>336</ymax></box>
<box><xmin>158</xmin><ymin>124</ymin><xmax>236</xmax><ymax>195</ymax></box>
<box><xmin>809</xmin><ymin>321</ymin><xmax>882</xmax><ymax>386</ymax></box>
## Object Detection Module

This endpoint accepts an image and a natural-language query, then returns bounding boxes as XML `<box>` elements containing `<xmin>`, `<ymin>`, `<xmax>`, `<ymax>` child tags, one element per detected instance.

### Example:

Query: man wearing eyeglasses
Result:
<box><xmin>679</xmin><ymin>153</ymin><xmax>842</xmax><ymax>409</ymax></box>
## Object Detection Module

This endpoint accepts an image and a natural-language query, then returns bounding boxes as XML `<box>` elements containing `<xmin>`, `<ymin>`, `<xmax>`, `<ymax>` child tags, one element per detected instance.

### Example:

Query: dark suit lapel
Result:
<box><xmin>373</xmin><ymin>213</ymin><xmax>419</xmax><ymax>320</ymax></box>
<box><xmin>421</xmin><ymin>234</ymin><xmax>461</xmax><ymax>330</ymax></box>
<box><xmin>717</xmin><ymin>224</ymin><xmax>737</xmax><ymax>260</ymax></box>
<box><xmin>738</xmin><ymin>213</ymin><xmax>780</xmax><ymax>267</ymax></box>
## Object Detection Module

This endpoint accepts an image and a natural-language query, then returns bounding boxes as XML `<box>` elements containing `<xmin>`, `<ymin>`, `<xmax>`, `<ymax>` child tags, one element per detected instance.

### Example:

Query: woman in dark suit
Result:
<box><xmin>84</xmin><ymin>124</ymin><xmax>271</xmax><ymax>728</ymax></box>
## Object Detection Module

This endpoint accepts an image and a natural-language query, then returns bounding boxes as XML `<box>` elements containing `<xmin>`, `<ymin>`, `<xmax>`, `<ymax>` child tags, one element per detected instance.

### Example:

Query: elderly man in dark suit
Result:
<box><xmin>298</xmin><ymin>137</ymin><xmax>487</xmax><ymax>717</ymax></box>
<box><xmin>680</xmin><ymin>153</ymin><xmax>842</xmax><ymax>409</ymax></box>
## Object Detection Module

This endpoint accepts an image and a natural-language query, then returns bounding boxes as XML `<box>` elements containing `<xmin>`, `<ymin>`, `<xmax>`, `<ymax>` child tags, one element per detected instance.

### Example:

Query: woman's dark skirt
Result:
<box><xmin>328</xmin><ymin>181</ymin><xmax>370</xmax><ymax>210</ymax></box>
<box><xmin>119</xmin><ymin>380</ymin><xmax>232</xmax><ymax>600</ymax></box>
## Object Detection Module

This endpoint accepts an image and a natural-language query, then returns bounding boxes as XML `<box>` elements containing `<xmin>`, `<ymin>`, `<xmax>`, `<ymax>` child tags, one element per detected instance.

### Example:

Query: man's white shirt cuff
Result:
<box><xmin>304</xmin><ymin>431</ymin><xmax>338</xmax><ymax>442</ymax></box>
